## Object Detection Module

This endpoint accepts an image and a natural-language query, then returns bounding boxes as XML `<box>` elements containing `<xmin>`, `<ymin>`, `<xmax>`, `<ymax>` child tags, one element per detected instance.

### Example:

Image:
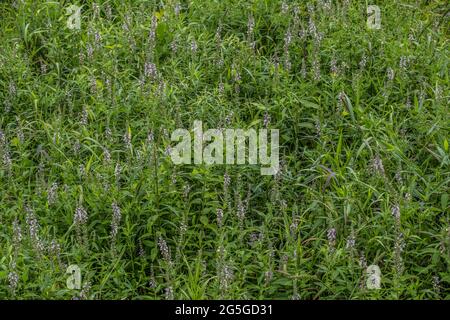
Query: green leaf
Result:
<box><xmin>441</xmin><ymin>194</ymin><xmax>449</xmax><ymax>210</ymax></box>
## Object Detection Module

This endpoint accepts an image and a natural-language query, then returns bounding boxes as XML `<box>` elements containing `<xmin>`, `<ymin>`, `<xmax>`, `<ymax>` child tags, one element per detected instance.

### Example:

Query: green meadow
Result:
<box><xmin>0</xmin><ymin>0</ymin><xmax>448</xmax><ymax>299</ymax></box>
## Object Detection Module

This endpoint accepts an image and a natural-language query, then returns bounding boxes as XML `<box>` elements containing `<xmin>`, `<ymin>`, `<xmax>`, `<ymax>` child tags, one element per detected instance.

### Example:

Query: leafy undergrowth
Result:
<box><xmin>0</xmin><ymin>0</ymin><xmax>449</xmax><ymax>299</ymax></box>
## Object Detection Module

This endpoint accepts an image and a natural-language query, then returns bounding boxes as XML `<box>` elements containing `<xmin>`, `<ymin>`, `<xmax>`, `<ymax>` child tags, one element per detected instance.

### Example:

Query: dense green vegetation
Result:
<box><xmin>0</xmin><ymin>0</ymin><xmax>448</xmax><ymax>299</ymax></box>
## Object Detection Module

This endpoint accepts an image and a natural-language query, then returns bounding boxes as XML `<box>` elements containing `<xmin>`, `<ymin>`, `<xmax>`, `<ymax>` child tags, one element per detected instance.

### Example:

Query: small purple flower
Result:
<box><xmin>158</xmin><ymin>236</ymin><xmax>171</xmax><ymax>263</ymax></box>
<box><xmin>8</xmin><ymin>271</ymin><xmax>19</xmax><ymax>294</ymax></box>
<box><xmin>190</xmin><ymin>40</ymin><xmax>198</xmax><ymax>53</ymax></box>
<box><xmin>47</xmin><ymin>182</ymin><xmax>58</xmax><ymax>205</ymax></box>
<box><xmin>391</xmin><ymin>204</ymin><xmax>400</xmax><ymax>221</ymax></box>
<box><xmin>386</xmin><ymin>67</ymin><xmax>395</xmax><ymax>81</ymax></box>
<box><xmin>216</xmin><ymin>208</ymin><xmax>224</xmax><ymax>227</ymax></box>
<box><xmin>144</xmin><ymin>62</ymin><xmax>157</xmax><ymax>80</ymax></box>
<box><xmin>263</xmin><ymin>112</ymin><xmax>271</xmax><ymax>128</ymax></box>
